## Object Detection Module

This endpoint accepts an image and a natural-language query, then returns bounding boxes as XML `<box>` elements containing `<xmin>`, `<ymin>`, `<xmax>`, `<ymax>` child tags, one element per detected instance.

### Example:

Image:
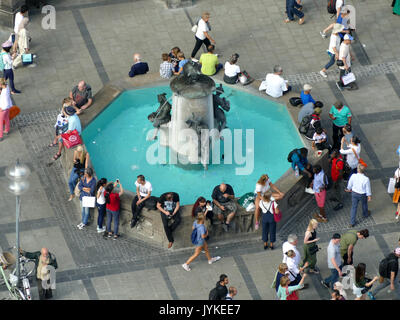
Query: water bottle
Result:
<box><xmin>295</xmin><ymin>165</ymin><xmax>299</xmax><ymax>177</ymax></box>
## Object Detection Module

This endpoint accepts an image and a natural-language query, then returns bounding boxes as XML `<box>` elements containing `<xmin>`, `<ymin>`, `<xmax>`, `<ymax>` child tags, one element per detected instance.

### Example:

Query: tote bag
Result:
<box><xmin>342</xmin><ymin>72</ymin><xmax>356</xmax><ymax>86</ymax></box>
<box><xmin>388</xmin><ymin>178</ymin><xmax>396</xmax><ymax>194</ymax></box>
<box><xmin>61</xmin><ymin>129</ymin><xmax>82</xmax><ymax>149</ymax></box>
<box><xmin>82</xmin><ymin>196</ymin><xmax>96</xmax><ymax>208</ymax></box>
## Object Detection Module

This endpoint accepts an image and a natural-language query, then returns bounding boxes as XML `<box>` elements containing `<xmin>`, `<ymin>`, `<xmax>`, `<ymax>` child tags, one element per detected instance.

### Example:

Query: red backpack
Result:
<box><xmin>286</xmin><ymin>288</ymin><xmax>299</xmax><ymax>300</ymax></box>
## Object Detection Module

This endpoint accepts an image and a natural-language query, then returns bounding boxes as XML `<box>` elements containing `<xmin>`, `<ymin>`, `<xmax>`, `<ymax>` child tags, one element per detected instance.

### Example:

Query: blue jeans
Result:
<box><xmin>350</xmin><ymin>192</ymin><xmax>368</xmax><ymax>225</ymax></box>
<box><xmin>261</xmin><ymin>213</ymin><xmax>276</xmax><ymax>243</ymax></box>
<box><xmin>286</xmin><ymin>0</ymin><xmax>304</xmax><ymax>20</ymax></box>
<box><xmin>97</xmin><ymin>203</ymin><xmax>106</xmax><ymax>228</ymax></box>
<box><xmin>81</xmin><ymin>202</ymin><xmax>90</xmax><ymax>225</ymax></box>
<box><xmin>324</xmin><ymin>266</ymin><xmax>342</xmax><ymax>289</ymax></box>
<box><xmin>68</xmin><ymin>169</ymin><xmax>83</xmax><ymax>195</ymax></box>
<box><xmin>324</xmin><ymin>52</ymin><xmax>336</xmax><ymax>70</ymax></box>
<box><xmin>3</xmin><ymin>68</ymin><xmax>17</xmax><ymax>92</ymax></box>
<box><xmin>106</xmin><ymin>209</ymin><xmax>120</xmax><ymax>235</ymax></box>
<box><xmin>214</xmin><ymin>63</ymin><xmax>223</xmax><ymax>75</ymax></box>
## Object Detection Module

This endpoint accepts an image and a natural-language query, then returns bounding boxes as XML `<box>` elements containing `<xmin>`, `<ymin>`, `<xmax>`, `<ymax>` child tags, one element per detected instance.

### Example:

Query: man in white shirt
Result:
<box><xmin>190</xmin><ymin>12</ymin><xmax>215</xmax><ymax>60</ymax></box>
<box><xmin>13</xmin><ymin>5</ymin><xmax>29</xmax><ymax>50</ymax></box>
<box><xmin>259</xmin><ymin>65</ymin><xmax>291</xmax><ymax>98</ymax></box>
<box><xmin>131</xmin><ymin>175</ymin><xmax>153</xmax><ymax>228</ymax></box>
<box><xmin>282</xmin><ymin>234</ymin><xmax>307</xmax><ymax>287</ymax></box>
<box><xmin>345</xmin><ymin>164</ymin><xmax>371</xmax><ymax>227</ymax></box>
<box><xmin>337</xmin><ymin>34</ymin><xmax>355</xmax><ymax>90</ymax></box>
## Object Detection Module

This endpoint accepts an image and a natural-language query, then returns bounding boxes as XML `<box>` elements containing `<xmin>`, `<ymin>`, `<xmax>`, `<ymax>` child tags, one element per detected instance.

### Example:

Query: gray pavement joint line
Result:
<box><xmin>72</xmin><ymin>9</ymin><xmax>110</xmax><ymax>86</ymax></box>
<box><xmin>81</xmin><ymin>278</ymin><xmax>100</xmax><ymax>300</ymax></box>
<box><xmin>308</xmin><ymin>272</ymin><xmax>331</xmax><ymax>301</ymax></box>
<box><xmin>0</xmin><ymin>217</ymin><xmax>58</xmax><ymax>233</ymax></box>
<box><xmin>352</xmin><ymin>32</ymin><xmax>371</xmax><ymax>66</ymax></box>
<box><xmin>327</xmin><ymin>80</ymin><xmax>383</xmax><ymax>170</ymax></box>
<box><xmin>374</xmin><ymin>234</ymin><xmax>393</xmax><ymax>257</ymax></box>
<box><xmin>232</xmin><ymin>255</ymin><xmax>262</xmax><ymax>300</ymax></box>
<box><xmin>159</xmin><ymin>266</ymin><xmax>179</xmax><ymax>300</ymax></box>
<box><xmin>0</xmin><ymin>233</ymin><xmax>11</xmax><ymax>253</ymax></box>
<box><xmin>386</xmin><ymin>73</ymin><xmax>400</xmax><ymax>99</ymax></box>
<box><xmin>47</xmin><ymin>0</ymin><xmax>143</xmax><ymax>12</ymax></box>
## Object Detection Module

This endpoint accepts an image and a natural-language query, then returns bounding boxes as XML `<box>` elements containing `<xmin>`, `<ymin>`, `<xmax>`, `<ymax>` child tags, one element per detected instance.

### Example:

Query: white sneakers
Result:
<box><xmin>319</xmin><ymin>70</ymin><xmax>328</xmax><ymax>78</ymax></box>
<box><xmin>97</xmin><ymin>226</ymin><xmax>106</xmax><ymax>233</ymax></box>
<box><xmin>320</xmin><ymin>31</ymin><xmax>327</xmax><ymax>38</ymax></box>
<box><xmin>182</xmin><ymin>263</ymin><xmax>191</xmax><ymax>271</ymax></box>
<box><xmin>77</xmin><ymin>223</ymin><xmax>86</xmax><ymax>230</ymax></box>
<box><xmin>208</xmin><ymin>256</ymin><xmax>221</xmax><ymax>264</ymax></box>
<box><xmin>191</xmin><ymin>58</ymin><xmax>199</xmax><ymax>62</ymax></box>
<box><xmin>305</xmin><ymin>187</ymin><xmax>315</xmax><ymax>195</ymax></box>
<box><xmin>182</xmin><ymin>256</ymin><xmax>221</xmax><ymax>271</ymax></box>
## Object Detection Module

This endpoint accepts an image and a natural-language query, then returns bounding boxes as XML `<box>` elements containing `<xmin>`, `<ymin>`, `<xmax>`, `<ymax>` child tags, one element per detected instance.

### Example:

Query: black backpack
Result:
<box><xmin>208</xmin><ymin>287</ymin><xmax>219</xmax><ymax>300</ymax></box>
<box><xmin>287</xmin><ymin>149</ymin><xmax>299</xmax><ymax>163</ymax></box>
<box><xmin>379</xmin><ymin>255</ymin><xmax>398</xmax><ymax>278</ymax></box>
<box><xmin>327</xmin><ymin>0</ymin><xmax>337</xmax><ymax>14</ymax></box>
<box><xmin>289</xmin><ymin>97</ymin><xmax>303</xmax><ymax>107</ymax></box>
<box><xmin>299</xmin><ymin>115</ymin><xmax>312</xmax><ymax>134</ymax></box>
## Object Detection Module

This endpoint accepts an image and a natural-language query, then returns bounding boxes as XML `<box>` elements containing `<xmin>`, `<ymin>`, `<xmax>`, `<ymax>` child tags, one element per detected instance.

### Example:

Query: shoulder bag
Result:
<box><xmin>272</xmin><ymin>202</ymin><xmax>282</xmax><ymax>222</ymax></box>
<box><xmin>285</xmin><ymin>287</ymin><xmax>299</xmax><ymax>300</ymax></box>
<box><xmin>351</xmin><ymin>147</ymin><xmax>367</xmax><ymax>167</ymax></box>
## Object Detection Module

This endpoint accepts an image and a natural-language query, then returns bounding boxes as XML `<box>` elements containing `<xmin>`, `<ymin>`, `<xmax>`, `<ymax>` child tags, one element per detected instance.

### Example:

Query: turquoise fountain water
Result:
<box><xmin>82</xmin><ymin>85</ymin><xmax>303</xmax><ymax>205</ymax></box>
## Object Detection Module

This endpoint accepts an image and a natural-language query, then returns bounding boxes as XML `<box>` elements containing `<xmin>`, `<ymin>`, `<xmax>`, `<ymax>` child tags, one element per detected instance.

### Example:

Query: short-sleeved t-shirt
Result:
<box><xmin>199</xmin><ymin>53</ymin><xmax>219</xmax><ymax>76</ymax></box>
<box><xmin>178</xmin><ymin>59</ymin><xmax>189</xmax><ymax>71</ymax></box>
<box><xmin>254</xmin><ymin>181</ymin><xmax>271</xmax><ymax>195</ymax></box>
<box><xmin>67</xmin><ymin>114</ymin><xmax>82</xmax><ymax>134</ymax></box>
<box><xmin>71</xmin><ymin>85</ymin><xmax>92</xmax><ymax>108</ymax></box>
<box><xmin>328</xmin><ymin>33</ymin><xmax>341</xmax><ymax>55</ymax></box>
<box><xmin>106</xmin><ymin>192</ymin><xmax>120</xmax><ymax>212</ymax></box>
<box><xmin>313</xmin><ymin>132</ymin><xmax>327</xmax><ymax>144</ymax></box>
<box><xmin>158</xmin><ymin>192</ymin><xmax>180</xmax><ymax>212</ymax></box>
<box><xmin>329</xmin><ymin>105</ymin><xmax>352</xmax><ymax>127</ymax></box>
<box><xmin>339</xmin><ymin>43</ymin><xmax>351</xmax><ymax>70</ymax></box>
<box><xmin>331</xmin><ymin>157</ymin><xmax>344</xmax><ymax>182</ymax></box>
<box><xmin>385</xmin><ymin>253</ymin><xmax>399</xmax><ymax>278</ymax></box>
<box><xmin>327</xmin><ymin>240</ymin><xmax>342</xmax><ymax>269</ymax></box>
<box><xmin>340</xmin><ymin>230</ymin><xmax>358</xmax><ymax>256</ymax></box>
<box><xmin>193</xmin><ymin>221</ymin><xmax>206</xmax><ymax>246</ymax></box>
<box><xmin>135</xmin><ymin>181</ymin><xmax>152</xmax><ymax>197</ymax></box>
<box><xmin>224</xmin><ymin>62</ymin><xmax>240</xmax><ymax>77</ymax></box>
<box><xmin>195</xmin><ymin>19</ymin><xmax>209</xmax><ymax>40</ymax></box>
<box><xmin>212</xmin><ymin>184</ymin><xmax>234</xmax><ymax>204</ymax></box>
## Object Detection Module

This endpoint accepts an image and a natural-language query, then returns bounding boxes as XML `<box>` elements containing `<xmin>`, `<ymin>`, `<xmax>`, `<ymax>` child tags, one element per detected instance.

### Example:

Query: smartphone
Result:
<box><xmin>116</xmin><ymin>179</ymin><xmax>120</xmax><ymax>184</ymax></box>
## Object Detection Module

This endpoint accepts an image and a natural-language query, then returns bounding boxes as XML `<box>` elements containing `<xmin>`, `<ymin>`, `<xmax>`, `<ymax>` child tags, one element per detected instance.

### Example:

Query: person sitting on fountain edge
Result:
<box><xmin>130</xmin><ymin>175</ymin><xmax>152</xmax><ymax>228</ymax></box>
<box><xmin>211</xmin><ymin>183</ymin><xmax>237</xmax><ymax>232</ymax></box>
<box><xmin>128</xmin><ymin>53</ymin><xmax>149</xmax><ymax>78</ymax></box>
<box><xmin>156</xmin><ymin>192</ymin><xmax>181</xmax><ymax>249</ymax></box>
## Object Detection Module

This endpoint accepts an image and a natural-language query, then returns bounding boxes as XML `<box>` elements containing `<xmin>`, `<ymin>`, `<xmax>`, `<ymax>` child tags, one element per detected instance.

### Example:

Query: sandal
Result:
<box><xmin>53</xmin><ymin>153</ymin><xmax>61</xmax><ymax>160</ymax></box>
<box><xmin>48</xmin><ymin>142</ymin><xmax>57</xmax><ymax>147</ymax></box>
<box><xmin>284</xmin><ymin>18</ymin><xmax>291</xmax><ymax>23</ymax></box>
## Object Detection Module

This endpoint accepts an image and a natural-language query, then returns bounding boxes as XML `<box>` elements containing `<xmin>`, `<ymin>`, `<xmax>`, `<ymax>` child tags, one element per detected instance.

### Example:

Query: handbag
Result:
<box><xmin>351</xmin><ymin>147</ymin><xmax>367</xmax><ymax>168</ymax></box>
<box><xmin>82</xmin><ymin>196</ymin><xmax>96</xmax><ymax>208</ymax></box>
<box><xmin>342</xmin><ymin>72</ymin><xmax>356</xmax><ymax>86</ymax></box>
<box><xmin>388</xmin><ymin>178</ymin><xmax>396</xmax><ymax>194</ymax></box>
<box><xmin>191</xmin><ymin>25</ymin><xmax>198</xmax><ymax>33</ymax></box>
<box><xmin>22</xmin><ymin>53</ymin><xmax>33</xmax><ymax>65</ymax></box>
<box><xmin>336</xmin><ymin>60</ymin><xmax>344</xmax><ymax>66</ymax></box>
<box><xmin>309</xmin><ymin>243</ymin><xmax>320</xmax><ymax>255</ymax></box>
<box><xmin>285</xmin><ymin>287</ymin><xmax>299</xmax><ymax>300</ymax></box>
<box><xmin>61</xmin><ymin>129</ymin><xmax>83</xmax><ymax>149</ymax></box>
<box><xmin>272</xmin><ymin>202</ymin><xmax>282</xmax><ymax>222</ymax></box>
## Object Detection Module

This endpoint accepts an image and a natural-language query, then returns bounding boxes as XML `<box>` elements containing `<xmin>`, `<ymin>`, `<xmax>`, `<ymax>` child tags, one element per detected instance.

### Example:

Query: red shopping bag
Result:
<box><xmin>61</xmin><ymin>129</ymin><xmax>82</xmax><ymax>149</ymax></box>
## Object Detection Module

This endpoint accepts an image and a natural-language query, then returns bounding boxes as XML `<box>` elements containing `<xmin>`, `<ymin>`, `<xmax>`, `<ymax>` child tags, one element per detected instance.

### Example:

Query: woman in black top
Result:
<box><xmin>302</xmin><ymin>219</ymin><xmax>320</xmax><ymax>274</ymax></box>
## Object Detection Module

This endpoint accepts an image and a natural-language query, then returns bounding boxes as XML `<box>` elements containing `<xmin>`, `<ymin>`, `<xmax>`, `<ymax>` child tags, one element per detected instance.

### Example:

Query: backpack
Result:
<box><xmin>0</xmin><ymin>52</ymin><xmax>6</xmax><ymax>71</ymax></box>
<box><xmin>208</xmin><ymin>287</ymin><xmax>219</xmax><ymax>300</ymax></box>
<box><xmin>327</xmin><ymin>0</ymin><xmax>337</xmax><ymax>14</ymax></box>
<box><xmin>191</xmin><ymin>227</ymin><xmax>198</xmax><ymax>245</ymax></box>
<box><xmin>378</xmin><ymin>255</ymin><xmax>398</xmax><ymax>278</ymax></box>
<box><xmin>287</xmin><ymin>149</ymin><xmax>299</xmax><ymax>163</ymax></box>
<box><xmin>299</xmin><ymin>115</ymin><xmax>312</xmax><ymax>134</ymax></box>
<box><xmin>289</xmin><ymin>97</ymin><xmax>303</xmax><ymax>107</ymax></box>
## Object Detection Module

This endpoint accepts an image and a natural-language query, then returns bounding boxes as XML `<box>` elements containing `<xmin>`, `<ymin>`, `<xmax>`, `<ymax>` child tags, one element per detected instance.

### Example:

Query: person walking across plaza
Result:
<box><xmin>285</xmin><ymin>0</ymin><xmax>305</xmax><ymax>24</ymax></box>
<box><xmin>312</xmin><ymin>165</ymin><xmax>328</xmax><ymax>222</ymax></box>
<box><xmin>182</xmin><ymin>213</ymin><xmax>221</xmax><ymax>271</ymax></box>
<box><xmin>352</xmin><ymin>263</ymin><xmax>379</xmax><ymax>300</ymax></box>
<box><xmin>301</xmin><ymin>219</ymin><xmax>320</xmax><ymax>273</ymax></box>
<box><xmin>337</xmin><ymin>34</ymin><xmax>355</xmax><ymax>91</ymax></box>
<box><xmin>368</xmin><ymin>247</ymin><xmax>400</xmax><ymax>300</ymax></box>
<box><xmin>283</xmin><ymin>234</ymin><xmax>307</xmax><ymax>287</ymax></box>
<box><xmin>190</xmin><ymin>12</ymin><xmax>215</xmax><ymax>61</ymax></box>
<box><xmin>329</xmin><ymin>100</ymin><xmax>352</xmax><ymax>150</ymax></box>
<box><xmin>277</xmin><ymin>274</ymin><xmax>307</xmax><ymax>300</ymax></box>
<box><xmin>321</xmin><ymin>233</ymin><xmax>343</xmax><ymax>289</ymax></box>
<box><xmin>105</xmin><ymin>180</ymin><xmax>123</xmax><ymax>240</ymax></box>
<box><xmin>319</xmin><ymin>23</ymin><xmax>345</xmax><ymax>78</ymax></box>
<box><xmin>392</xmin><ymin>167</ymin><xmax>400</xmax><ymax>219</ymax></box>
<box><xmin>156</xmin><ymin>192</ymin><xmax>182</xmax><ymax>248</ymax></box>
<box><xmin>329</xmin><ymin>149</ymin><xmax>345</xmax><ymax>211</ymax></box>
<box><xmin>340</xmin><ymin>229</ymin><xmax>369</xmax><ymax>266</ymax></box>
<box><xmin>0</xmin><ymin>79</ymin><xmax>12</xmax><ymax>142</ymax></box>
<box><xmin>20</xmin><ymin>247</ymin><xmax>58</xmax><ymax>300</ymax></box>
<box><xmin>208</xmin><ymin>274</ymin><xmax>229</xmax><ymax>300</ymax></box>
<box><xmin>345</xmin><ymin>164</ymin><xmax>371</xmax><ymax>227</ymax></box>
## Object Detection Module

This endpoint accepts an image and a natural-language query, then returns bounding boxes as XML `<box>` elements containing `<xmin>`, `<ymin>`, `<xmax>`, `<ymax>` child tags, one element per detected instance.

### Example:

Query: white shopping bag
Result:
<box><xmin>82</xmin><ymin>196</ymin><xmax>96</xmax><ymax>208</ymax></box>
<box><xmin>388</xmin><ymin>178</ymin><xmax>396</xmax><ymax>194</ymax></box>
<box><xmin>342</xmin><ymin>72</ymin><xmax>356</xmax><ymax>85</ymax></box>
<box><xmin>259</xmin><ymin>80</ymin><xmax>268</xmax><ymax>91</ymax></box>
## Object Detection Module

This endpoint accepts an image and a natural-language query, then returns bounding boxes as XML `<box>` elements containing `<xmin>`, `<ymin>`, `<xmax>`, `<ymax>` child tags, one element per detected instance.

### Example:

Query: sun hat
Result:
<box><xmin>332</xmin><ymin>23</ymin><xmax>345</xmax><ymax>34</ymax></box>
<box><xmin>64</xmin><ymin>106</ymin><xmax>76</xmax><ymax>116</ymax></box>
<box><xmin>314</xmin><ymin>107</ymin><xmax>322</xmax><ymax>115</ymax></box>
<box><xmin>1</xmin><ymin>40</ymin><xmax>12</xmax><ymax>48</ymax></box>
<box><xmin>395</xmin><ymin>247</ymin><xmax>400</xmax><ymax>255</ymax></box>
<box><xmin>303</xmin><ymin>84</ymin><xmax>312</xmax><ymax>91</ymax></box>
<box><xmin>344</xmin><ymin>34</ymin><xmax>354</xmax><ymax>41</ymax></box>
